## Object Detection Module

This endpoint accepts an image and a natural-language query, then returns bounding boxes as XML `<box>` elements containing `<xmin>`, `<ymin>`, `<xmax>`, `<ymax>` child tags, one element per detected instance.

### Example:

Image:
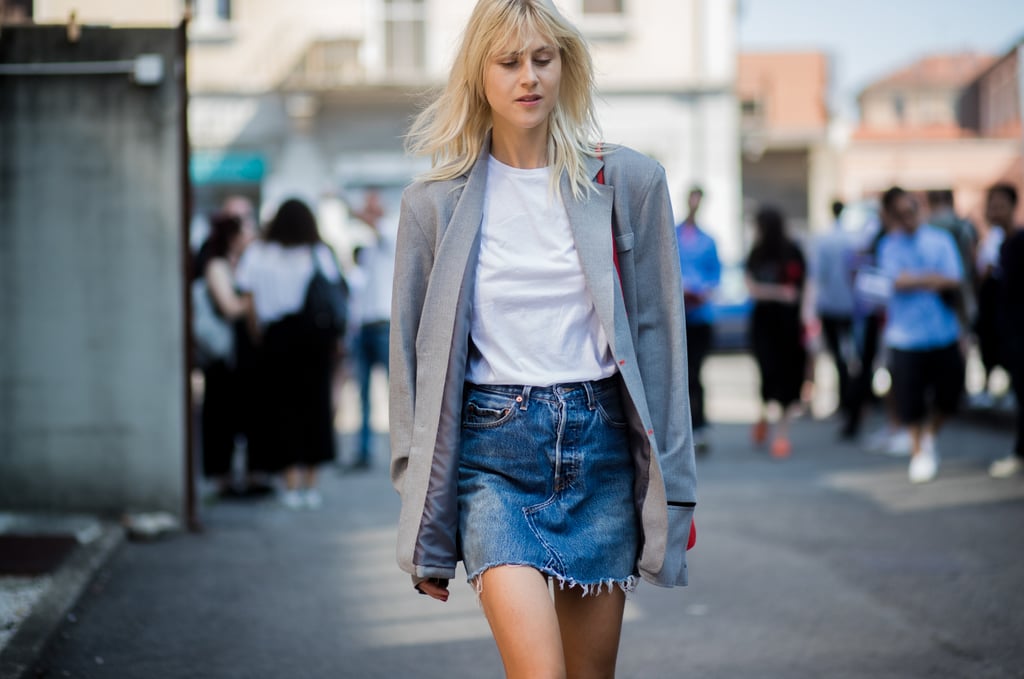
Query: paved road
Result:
<box><xmin>34</xmin><ymin>355</ymin><xmax>1024</xmax><ymax>678</ymax></box>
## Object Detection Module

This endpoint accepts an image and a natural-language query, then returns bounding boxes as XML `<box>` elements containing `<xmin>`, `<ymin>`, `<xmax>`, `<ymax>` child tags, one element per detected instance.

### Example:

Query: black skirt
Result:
<box><xmin>250</xmin><ymin>313</ymin><xmax>337</xmax><ymax>470</ymax></box>
<box><xmin>750</xmin><ymin>302</ymin><xmax>806</xmax><ymax>408</ymax></box>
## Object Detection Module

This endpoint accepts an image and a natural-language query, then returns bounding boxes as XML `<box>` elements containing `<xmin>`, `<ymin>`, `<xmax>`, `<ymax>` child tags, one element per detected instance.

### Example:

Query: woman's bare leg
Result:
<box><xmin>478</xmin><ymin>566</ymin><xmax>565</xmax><ymax>679</ymax></box>
<box><xmin>554</xmin><ymin>585</ymin><xmax>626</xmax><ymax>679</ymax></box>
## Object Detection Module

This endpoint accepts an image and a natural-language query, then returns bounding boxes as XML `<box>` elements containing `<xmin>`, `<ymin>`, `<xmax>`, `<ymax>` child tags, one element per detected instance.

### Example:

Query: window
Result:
<box><xmin>1</xmin><ymin>0</ymin><xmax>33</xmax><ymax>23</ymax></box>
<box><xmin>741</xmin><ymin>99</ymin><xmax>761</xmax><ymax>116</ymax></box>
<box><xmin>583</xmin><ymin>0</ymin><xmax>624</xmax><ymax>13</ymax></box>
<box><xmin>740</xmin><ymin>98</ymin><xmax>765</xmax><ymax>130</ymax></box>
<box><xmin>892</xmin><ymin>94</ymin><xmax>905</xmax><ymax>124</ymax></box>
<box><xmin>579</xmin><ymin>0</ymin><xmax>627</xmax><ymax>40</ymax></box>
<box><xmin>189</xmin><ymin>0</ymin><xmax>232</xmax><ymax>40</ymax></box>
<box><xmin>383</xmin><ymin>0</ymin><xmax>425</xmax><ymax>79</ymax></box>
<box><xmin>193</xmin><ymin>0</ymin><xmax>230</xmax><ymax>21</ymax></box>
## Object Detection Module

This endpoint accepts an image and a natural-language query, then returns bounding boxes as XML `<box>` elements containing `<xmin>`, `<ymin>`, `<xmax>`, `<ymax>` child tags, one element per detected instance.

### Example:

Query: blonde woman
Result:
<box><xmin>389</xmin><ymin>1</ymin><xmax>697</xmax><ymax>676</ymax></box>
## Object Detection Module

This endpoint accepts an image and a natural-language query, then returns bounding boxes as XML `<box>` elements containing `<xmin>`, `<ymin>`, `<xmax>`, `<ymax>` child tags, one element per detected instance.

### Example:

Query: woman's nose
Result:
<box><xmin>520</xmin><ymin>62</ymin><xmax>538</xmax><ymax>84</ymax></box>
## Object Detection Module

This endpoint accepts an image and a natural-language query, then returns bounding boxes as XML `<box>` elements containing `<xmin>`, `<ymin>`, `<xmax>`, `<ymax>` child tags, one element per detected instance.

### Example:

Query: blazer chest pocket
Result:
<box><xmin>614</xmin><ymin>232</ymin><xmax>634</xmax><ymax>253</ymax></box>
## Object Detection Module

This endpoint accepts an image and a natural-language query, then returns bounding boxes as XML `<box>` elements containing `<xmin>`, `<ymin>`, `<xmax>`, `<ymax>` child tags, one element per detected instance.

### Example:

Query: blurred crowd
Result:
<box><xmin>190</xmin><ymin>190</ymin><xmax>394</xmax><ymax>510</ymax></box>
<box><xmin>686</xmin><ymin>182</ymin><xmax>1022</xmax><ymax>484</ymax></box>
<box><xmin>190</xmin><ymin>178</ymin><xmax>1021</xmax><ymax>509</ymax></box>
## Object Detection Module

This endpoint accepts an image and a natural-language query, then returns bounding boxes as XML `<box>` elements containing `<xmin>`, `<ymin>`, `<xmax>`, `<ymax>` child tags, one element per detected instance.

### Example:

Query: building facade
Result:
<box><xmin>737</xmin><ymin>51</ymin><xmax>836</xmax><ymax>237</ymax></box>
<box><xmin>841</xmin><ymin>48</ymin><xmax>1024</xmax><ymax>226</ymax></box>
<box><xmin>33</xmin><ymin>0</ymin><xmax>742</xmax><ymax>263</ymax></box>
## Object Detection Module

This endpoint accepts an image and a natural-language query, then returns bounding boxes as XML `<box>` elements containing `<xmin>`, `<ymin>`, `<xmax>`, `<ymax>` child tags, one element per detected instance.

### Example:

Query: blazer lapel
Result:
<box><xmin>420</xmin><ymin>141</ymin><xmax>491</xmax><ymax>348</ymax></box>
<box><xmin>561</xmin><ymin>155</ymin><xmax>620</xmax><ymax>353</ymax></box>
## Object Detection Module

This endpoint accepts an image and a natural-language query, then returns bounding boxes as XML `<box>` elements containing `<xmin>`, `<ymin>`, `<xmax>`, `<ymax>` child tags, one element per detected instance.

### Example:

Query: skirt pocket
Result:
<box><xmin>462</xmin><ymin>390</ymin><xmax>518</xmax><ymax>429</ymax></box>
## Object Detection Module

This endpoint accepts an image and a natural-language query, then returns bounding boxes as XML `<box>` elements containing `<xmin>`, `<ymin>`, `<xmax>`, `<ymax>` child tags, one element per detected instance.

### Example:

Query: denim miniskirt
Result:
<box><xmin>457</xmin><ymin>375</ymin><xmax>640</xmax><ymax>594</ymax></box>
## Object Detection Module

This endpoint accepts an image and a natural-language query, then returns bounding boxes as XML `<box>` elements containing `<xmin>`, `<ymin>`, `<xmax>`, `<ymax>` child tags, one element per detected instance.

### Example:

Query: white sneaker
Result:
<box><xmin>884</xmin><ymin>429</ymin><xmax>913</xmax><ymax>457</ymax></box>
<box><xmin>908</xmin><ymin>437</ymin><xmax>939</xmax><ymax>483</ymax></box>
<box><xmin>989</xmin><ymin>455</ymin><xmax>1023</xmax><ymax>478</ymax></box>
<box><xmin>280</xmin><ymin>489</ymin><xmax>304</xmax><ymax>510</ymax></box>
<box><xmin>303</xmin><ymin>489</ymin><xmax>323</xmax><ymax>510</ymax></box>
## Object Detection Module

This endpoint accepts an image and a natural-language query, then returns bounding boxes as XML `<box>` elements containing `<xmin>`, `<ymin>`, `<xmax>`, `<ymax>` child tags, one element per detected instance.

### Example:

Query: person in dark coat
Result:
<box><xmin>745</xmin><ymin>206</ymin><xmax>807</xmax><ymax>458</ymax></box>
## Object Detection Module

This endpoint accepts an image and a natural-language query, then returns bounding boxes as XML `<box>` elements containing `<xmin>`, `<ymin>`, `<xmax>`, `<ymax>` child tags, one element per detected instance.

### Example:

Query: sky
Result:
<box><xmin>738</xmin><ymin>0</ymin><xmax>1024</xmax><ymax>120</ymax></box>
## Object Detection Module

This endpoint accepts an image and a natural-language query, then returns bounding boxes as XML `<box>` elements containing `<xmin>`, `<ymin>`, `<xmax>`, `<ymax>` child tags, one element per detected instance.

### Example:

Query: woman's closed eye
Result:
<box><xmin>499</xmin><ymin>58</ymin><xmax>551</xmax><ymax>69</ymax></box>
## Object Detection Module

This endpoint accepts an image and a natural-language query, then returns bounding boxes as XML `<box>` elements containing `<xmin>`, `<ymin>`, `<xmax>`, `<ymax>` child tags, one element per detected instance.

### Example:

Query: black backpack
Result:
<box><xmin>302</xmin><ymin>246</ymin><xmax>349</xmax><ymax>339</ymax></box>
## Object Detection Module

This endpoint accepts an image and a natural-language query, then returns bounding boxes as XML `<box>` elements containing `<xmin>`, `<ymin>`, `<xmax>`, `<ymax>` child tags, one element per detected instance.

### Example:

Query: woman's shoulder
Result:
<box><xmin>401</xmin><ymin>176</ymin><xmax>466</xmax><ymax>208</ymax></box>
<box><xmin>602</xmin><ymin>144</ymin><xmax>663</xmax><ymax>178</ymax></box>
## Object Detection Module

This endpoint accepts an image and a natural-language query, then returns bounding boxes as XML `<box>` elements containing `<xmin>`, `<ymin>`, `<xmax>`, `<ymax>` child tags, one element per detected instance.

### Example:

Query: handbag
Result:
<box><xmin>302</xmin><ymin>246</ymin><xmax>349</xmax><ymax>339</ymax></box>
<box><xmin>191</xmin><ymin>277</ymin><xmax>234</xmax><ymax>367</ymax></box>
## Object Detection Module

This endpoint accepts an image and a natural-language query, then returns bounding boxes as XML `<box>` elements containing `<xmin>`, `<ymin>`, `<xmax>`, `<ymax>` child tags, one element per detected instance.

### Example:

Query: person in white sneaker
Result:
<box><xmin>876</xmin><ymin>187</ymin><xmax>965</xmax><ymax>483</ymax></box>
<box><xmin>987</xmin><ymin>184</ymin><xmax>1024</xmax><ymax>479</ymax></box>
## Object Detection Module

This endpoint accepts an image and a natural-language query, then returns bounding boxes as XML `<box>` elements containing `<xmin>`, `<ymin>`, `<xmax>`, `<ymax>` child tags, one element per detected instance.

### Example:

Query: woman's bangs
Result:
<box><xmin>487</xmin><ymin>12</ymin><xmax>559</xmax><ymax>61</ymax></box>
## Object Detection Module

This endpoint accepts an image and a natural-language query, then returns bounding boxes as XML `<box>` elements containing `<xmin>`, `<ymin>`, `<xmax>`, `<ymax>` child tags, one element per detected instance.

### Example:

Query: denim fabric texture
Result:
<box><xmin>457</xmin><ymin>376</ymin><xmax>639</xmax><ymax>593</ymax></box>
<box><xmin>356</xmin><ymin>320</ymin><xmax>390</xmax><ymax>462</ymax></box>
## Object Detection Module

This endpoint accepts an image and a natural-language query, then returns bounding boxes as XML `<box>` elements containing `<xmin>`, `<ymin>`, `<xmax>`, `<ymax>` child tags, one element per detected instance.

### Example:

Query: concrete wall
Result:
<box><xmin>0</xmin><ymin>25</ymin><xmax>187</xmax><ymax>516</ymax></box>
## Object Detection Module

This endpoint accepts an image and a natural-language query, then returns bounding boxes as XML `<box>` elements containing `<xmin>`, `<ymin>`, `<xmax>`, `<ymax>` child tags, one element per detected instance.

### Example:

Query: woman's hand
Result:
<box><xmin>415</xmin><ymin>578</ymin><xmax>450</xmax><ymax>602</ymax></box>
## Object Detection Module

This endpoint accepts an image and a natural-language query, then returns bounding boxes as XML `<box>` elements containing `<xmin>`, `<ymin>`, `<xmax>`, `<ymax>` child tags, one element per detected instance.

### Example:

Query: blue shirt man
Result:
<box><xmin>876</xmin><ymin>186</ymin><xmax>964</xmax><ymax>485</ymax></box>
<box><xmin>675</xmin><ymin>186</ymin><xmax>721</xmax><ymax>448</ymax></box>
<box><xmin>878</xmin><ymin>224</ymin><xmax>963</xmax><ymax>350</ymax></box>
<box><xmin>677</xmin><ymin>202</ymin><xmax>721</xmax><ymax>327</ymax></box>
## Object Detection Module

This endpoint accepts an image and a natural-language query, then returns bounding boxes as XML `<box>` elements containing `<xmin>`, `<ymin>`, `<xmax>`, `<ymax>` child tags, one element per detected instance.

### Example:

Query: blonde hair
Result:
<box><xmin>405</xmin><ymin>0</ymin><xmax>602</xmax><ymax>200</ymax></box>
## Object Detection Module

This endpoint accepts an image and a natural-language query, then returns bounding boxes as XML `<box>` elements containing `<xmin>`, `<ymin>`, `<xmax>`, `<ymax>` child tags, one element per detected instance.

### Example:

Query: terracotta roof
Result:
<box><xmin>738</xmin><ymin>52</ymin><xmax>830</xmax><ymax>130</ymax></box>
<box><xmin>862</xmin><ymin>53</ymin><xmax>996</xmax><ymax>93</ymax></box>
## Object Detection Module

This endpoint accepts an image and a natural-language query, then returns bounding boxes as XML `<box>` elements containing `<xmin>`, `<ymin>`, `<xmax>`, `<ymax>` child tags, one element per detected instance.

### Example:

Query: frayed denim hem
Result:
<box><xmin>467</xmin><ymin>562</ymin><xmax>638</xmax><ymax>597</ymax></box>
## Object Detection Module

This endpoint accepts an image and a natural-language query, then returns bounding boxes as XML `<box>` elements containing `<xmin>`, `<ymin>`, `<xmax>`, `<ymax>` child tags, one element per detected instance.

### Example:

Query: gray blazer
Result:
<box><xmin>389</xmin><ymin>140</ymin><xmax>697</xmax><ymax>588</ymax></box>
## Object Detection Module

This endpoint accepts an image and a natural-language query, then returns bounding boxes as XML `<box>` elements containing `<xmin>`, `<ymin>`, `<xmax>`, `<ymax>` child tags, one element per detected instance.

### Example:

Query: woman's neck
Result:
<box><xmin>490</xmin><ymin>125</ymin><xmax>548</xmax><ymax>169</ymax></box>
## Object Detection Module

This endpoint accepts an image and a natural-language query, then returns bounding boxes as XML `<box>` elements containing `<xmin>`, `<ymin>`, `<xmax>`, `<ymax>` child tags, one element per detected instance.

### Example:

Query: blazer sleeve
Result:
<box><xmin>389</xmin><ymin>188</ymin><xmax>435</xmax><ymax>494</ymax></box>
<box><xmin>633</xmin><ymin>166</ymin><xmax>698</xmax><ymax>506</ymax></box>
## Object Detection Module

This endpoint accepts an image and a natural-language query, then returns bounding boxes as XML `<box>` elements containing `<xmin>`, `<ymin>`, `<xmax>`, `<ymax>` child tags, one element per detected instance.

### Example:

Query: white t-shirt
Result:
<box><xmin>465</xmin><ymin>156</ymin><xmax>616</xmax><ymax>386</ymax></box>
<box><xmin>235</xmin><ymin>241</ymin><xmax>341</xmax><ymax>324</ymax></box>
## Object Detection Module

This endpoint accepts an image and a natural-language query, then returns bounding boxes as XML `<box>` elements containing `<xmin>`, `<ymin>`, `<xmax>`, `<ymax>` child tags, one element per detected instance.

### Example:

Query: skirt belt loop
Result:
<box><xmin>518</xmin><ymin>385</ymin><xmax>532</xmax><ymax>411</ymax></box>
<box><xmin>582</xmin><ymin>380</ymin><xmax>597</xmax><ymax>411</ymax></box>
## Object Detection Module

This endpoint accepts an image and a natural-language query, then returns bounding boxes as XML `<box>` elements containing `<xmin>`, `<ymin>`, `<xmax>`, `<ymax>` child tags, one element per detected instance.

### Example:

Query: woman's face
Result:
<box><xmin>483</xmin><ymin>29</ymin><xmax>561</xmax><ymax>138</ymax></box>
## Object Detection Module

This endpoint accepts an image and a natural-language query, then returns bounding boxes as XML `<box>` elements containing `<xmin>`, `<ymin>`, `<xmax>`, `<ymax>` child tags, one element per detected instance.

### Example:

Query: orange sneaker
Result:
<box><xmin>770</xmin><ymin>437</ymin><xmax>792</xmax><ymax>459</ymax></box>
<box><xmin>752</xmin><ymin>420</ymin><xmax>768</xmax><ymax>445</ymax></box>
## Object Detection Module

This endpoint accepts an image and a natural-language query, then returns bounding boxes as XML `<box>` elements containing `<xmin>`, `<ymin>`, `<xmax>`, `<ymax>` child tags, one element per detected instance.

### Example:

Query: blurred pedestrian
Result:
<box><xmin>344</xmin><ymin>188</ymin><xmax>395</xmax><ymax>472</ymax></box>
<box><xmin>877</xmin><ymin>187</ymin><xmax>964</xmax><ymax>483</ymax></box>
<box><xmin>853</xmin><ymin>209</ymin><xmax>911</xmax><ymax>457</ymax></box>
<box><xmin>972</xmin><ymin>184</ymin><xmax>1011</xmax><ymax>409</ymax></box>
<box><xmin>236</xmin><ymin>198</ymin><xmax>345</xmax><ymax>510</ymax></box>
<box><xmin>676</xmin><ymin>185</ymin><xmax>721</xmax><ymax>453</ymax></box>
<box><xmin>745</xmin><ymin>206</ymin><xmax>807</xmax><ymax>458</ymax></box>
<box><xmin>926</xmin><ymin>189</ymin><xmax>977</xmax><ymax>330</ymax></box>
<box><xmin>813</xmin><ymin>200</ymin><xmax>858</xmax><ymax>436</ymax></box>
<box><xmin>390</xmin><ymin>1</ymin><xmax>696</xmax><ymax>676</ymax></box>
<box><xmin>222</xmin><ymin>195</ymin><xmax>258</xmax><ymax>238</ymax></box>
<box><xmin>988</xmin><ymin>184</ymin><xmax>1023</xmax><ymax>478</ymax></box>
<box><xmin>193</xmin><ymin>212</ymin><xmax>252</xmax><ymax>497</ymax></box>
<box><xmin>217</xmin><ymin>195</ymin><xmax>275</xmax><ymax>496</ymax></box>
